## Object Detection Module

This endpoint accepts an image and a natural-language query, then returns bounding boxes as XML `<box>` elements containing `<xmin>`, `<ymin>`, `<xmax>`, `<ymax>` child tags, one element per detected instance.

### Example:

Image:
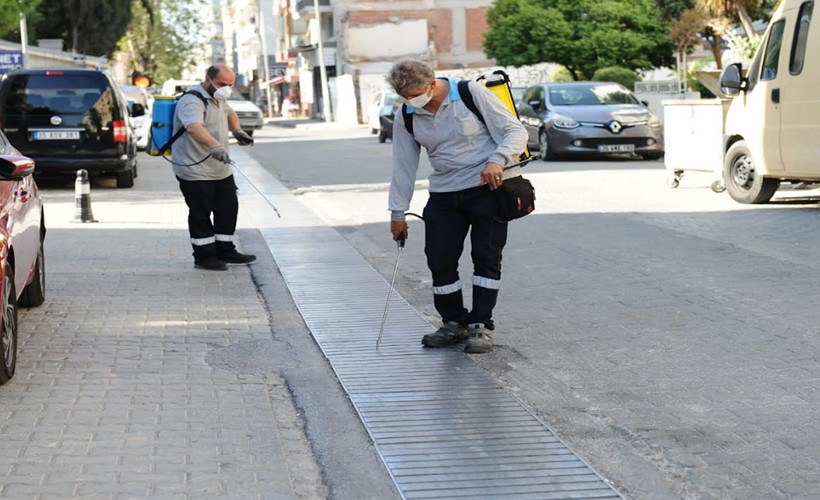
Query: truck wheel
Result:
<box><xmin>0</xmin><ymin>261</ymin><xmax>17</xmax><ymax>385</ymax></box>
<box><xmin>378</xmin><ymin>130</ymin><xmax>387</xmax><ymax>143</ymax></box>
<box><xmin>724</xmin><ymin>140</ymin><xmax>779</xmax><ymax>203</ymax></box>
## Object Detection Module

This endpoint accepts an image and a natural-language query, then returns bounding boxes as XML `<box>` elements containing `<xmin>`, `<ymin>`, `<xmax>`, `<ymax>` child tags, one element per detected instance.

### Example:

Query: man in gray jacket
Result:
<box><xmin>387</xmin><ymin>60</ymin><xmax>527</xmax><ymax>353</ymax></box>
<box><xmin>172</xmin><ymin>64</ymin><xmax>256</xmax><ymax>271</ymax></box>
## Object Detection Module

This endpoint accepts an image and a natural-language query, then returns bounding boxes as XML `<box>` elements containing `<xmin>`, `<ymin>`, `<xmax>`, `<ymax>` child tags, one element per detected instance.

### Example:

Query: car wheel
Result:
<box><xmin>378</xmin><ymin>130</ymin><xmax>387</xmax><ymax>143</ymax></box>
<box><xmin>0</xmin><ymin>261</ymin><xmax>17</xmax><ymax>385</ymax></box>
<box><xmin>539</xmin><ymin>129</ymin><xmax>557</xmax><ymax>161</ymax></box>
<box><xmin>117</xmin><ymin>166</ymin><xmax>135</xmax><ymax>188</ymax></box>
<box><xmin>724</xmin><ymin>140</ymin><xmax>779</xmax><ymax>204</ymax></box>
<box><xmin>19</xmin><ymin>234</ymin><xmax>45</xmax><ymax>308</ymax></box>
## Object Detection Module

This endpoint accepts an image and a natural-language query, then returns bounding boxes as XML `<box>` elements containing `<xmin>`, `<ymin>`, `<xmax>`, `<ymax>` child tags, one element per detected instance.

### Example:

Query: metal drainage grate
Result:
<box><xmin>260</xmin><ymin>228</ymin><xmax>622</xmax><ymax>500</ymax></box>
<box><xmin>234</xmin><ymin>155</ymin><xmax>622</xmax><ymax>500</ymax></box>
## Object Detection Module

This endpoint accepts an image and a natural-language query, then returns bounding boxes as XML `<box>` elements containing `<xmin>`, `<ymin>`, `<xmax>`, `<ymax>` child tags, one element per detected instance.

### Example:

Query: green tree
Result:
<box><xmin>117</xmin><ymin>0</ymin><xmax>208</xmax><ymax>84</ymax></box>
<box><xmin>0</xmin><ymin>0</ymin><xmax>43</xmax><ymax>39</ymax></box>
<box><xmin>591</xmin><ymin>66</ymin><xmax>641</xmax><ymax>90</ymax></box>
<box><xmin>31</xmin><ymin>0</ymin><xmax>132</xmax><ymax>57</ymax></box>
<box><xmin>484</xmin><ymin>0</ymin><xmax>675</xmax><ymax>80</ymax></box>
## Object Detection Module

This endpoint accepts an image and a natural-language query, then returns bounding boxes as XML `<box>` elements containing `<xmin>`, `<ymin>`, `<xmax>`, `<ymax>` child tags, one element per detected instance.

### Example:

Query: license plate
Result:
<box><xmin>598</xmin><ymin>144</ymin><xmax>634</xmax><ymax>153</ymax></box>
<box><xmin>33</xmin><ymin>130</ymin><xmax>80</xmax><ymax>140</ymax></box>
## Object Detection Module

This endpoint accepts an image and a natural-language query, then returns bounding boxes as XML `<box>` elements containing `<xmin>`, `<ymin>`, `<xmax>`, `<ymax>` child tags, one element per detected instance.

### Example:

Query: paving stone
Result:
<box><xmin>7</xmin><ymin>155</ymin><xmax>326</xmax><ymax>498</ymax></box>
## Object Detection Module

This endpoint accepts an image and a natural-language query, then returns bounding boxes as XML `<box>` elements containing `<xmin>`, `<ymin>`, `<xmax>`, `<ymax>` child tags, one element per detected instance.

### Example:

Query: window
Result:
<box><xmin>790</xmin><ymin>1</ymin><xmax>814</xmax><ymax>75</ymax></box>
<box><xmin>761</xmin><ymin>20</ymin><xmax>786</xmax><ymax>81</ymax></box>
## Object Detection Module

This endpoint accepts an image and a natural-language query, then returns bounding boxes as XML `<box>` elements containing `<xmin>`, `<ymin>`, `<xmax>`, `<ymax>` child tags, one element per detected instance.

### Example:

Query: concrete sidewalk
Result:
<box><xmin>2</xmin><ymin>155</ymin><xmax>326</xmax><ymax>498</ymax></box>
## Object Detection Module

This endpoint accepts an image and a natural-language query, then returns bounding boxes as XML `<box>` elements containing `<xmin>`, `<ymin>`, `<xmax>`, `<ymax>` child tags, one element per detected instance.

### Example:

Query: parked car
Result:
<box><xmin>226</xmin><ymin>89</ymin><xmax>264</xmax><ymax>136</ymax></box>
<box><xmin>718</xmin><ymin>0</ymin><xmax>817</xmax><ymax>204</ymax></box>
<box><xmin>517</xmin><ymin>82</ymin><xmax>664</xmax><ymax>161</ymax></box>
<box><xmin>510</xmin><ymin>86</ymin><xmax>526</xmax><ymax>107</ymax></box>
<box><xmin>121</xmin><ymin>84</ymin><xmax>153</xmax><ymax>150</ymax></box>
<box><xmin>160</xmin><ymin>80</ymin><xmax>263</xmax><ymax>136</ymax></box>
<box><xmin>368</xmin><ymin>90</ymin><xmax>398</xmax><ymax>137</ymax></box>
<box><xmin>0</xmin><ymin>68</ymin><xmax>138</xmax><ymax>188</ymax></box>
<box><xmin>0</xmin><ymin>132</ymin><xmax>46</xmax><ymax>385</ymax></box>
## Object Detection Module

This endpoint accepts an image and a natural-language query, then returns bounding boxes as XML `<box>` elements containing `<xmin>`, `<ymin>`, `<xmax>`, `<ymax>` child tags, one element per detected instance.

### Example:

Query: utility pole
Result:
<box><xmin>258</xmin><ymin>0</ymin><xmax>274</xmax><ymax>118</ymax></box>
<box><xmin>313</xmin><ymin>0</ymin><xmax>331</xmax><ymax>122</ymax></box>
<box><xmin>19</xmin><ymin>12</ymin><xmax>28</xmax><ymax>69</ymax></box>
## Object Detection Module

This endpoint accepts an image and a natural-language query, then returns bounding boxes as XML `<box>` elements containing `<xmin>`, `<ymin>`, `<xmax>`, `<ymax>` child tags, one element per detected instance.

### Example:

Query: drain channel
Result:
<box><xmin>234</xmin><ymin>154</ymin><xmax>623</xmax><ymax>499</ymax></box>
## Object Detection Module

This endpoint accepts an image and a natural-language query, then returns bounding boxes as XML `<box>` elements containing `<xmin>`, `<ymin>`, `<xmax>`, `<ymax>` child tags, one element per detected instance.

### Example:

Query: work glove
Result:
<box><xmin>232</xmin><ymin>129</ymin><xmax>254</xmax><ymax>146</ymax></box>
<box><xmin>209</xmin><ymin>145</ymin><xmax>231</xmax><ymax>164</ymax></box>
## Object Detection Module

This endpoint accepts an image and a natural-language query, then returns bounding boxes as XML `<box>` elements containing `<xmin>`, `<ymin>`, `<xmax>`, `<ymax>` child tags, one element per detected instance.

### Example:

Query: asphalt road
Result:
<box><xmin>247</xmin><ymin>122</ymin><xmax>820</xmax><ymax>500</ymax></box>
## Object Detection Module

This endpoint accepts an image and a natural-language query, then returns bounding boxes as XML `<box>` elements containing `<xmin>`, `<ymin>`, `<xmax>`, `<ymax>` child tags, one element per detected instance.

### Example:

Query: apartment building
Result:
<box><xmin>210</xmin><ymin>0</ymin><xmax>494</xmax><ymax>121</ymax></box>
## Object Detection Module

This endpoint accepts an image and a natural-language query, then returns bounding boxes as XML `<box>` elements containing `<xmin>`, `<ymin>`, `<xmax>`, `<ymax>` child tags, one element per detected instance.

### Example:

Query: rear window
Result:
<box><xmin>3</xmin><ymin>73</ymin><xmax>113</xmax><ymax>115</ymax></box>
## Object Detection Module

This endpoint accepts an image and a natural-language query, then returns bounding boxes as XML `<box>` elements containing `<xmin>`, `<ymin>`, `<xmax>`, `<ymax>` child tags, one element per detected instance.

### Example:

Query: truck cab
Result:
<box><xmin>719</xmin><ymin>0</ymin><xmax>817</xmax><ymax>203</ymax></box>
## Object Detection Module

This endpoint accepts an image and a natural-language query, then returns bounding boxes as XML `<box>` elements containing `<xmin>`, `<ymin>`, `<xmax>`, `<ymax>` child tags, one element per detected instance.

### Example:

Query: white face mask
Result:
<box><xmin>405</xmin><ymin>86</ymin><xmax>433</xmax><ymax>108</ymax></box>
<box><xmin>210</xmin><ymin>80</ymin><xmax>232</xmax><ymax>100</ymax></box>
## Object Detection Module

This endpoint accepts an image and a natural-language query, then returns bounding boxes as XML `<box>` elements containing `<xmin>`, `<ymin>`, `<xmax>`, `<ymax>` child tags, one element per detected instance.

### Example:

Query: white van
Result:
<box><xmin>719</xmin><ymin>0</ymin><xmax>817</xmax><ymax>203</ymax></box>
<box><xmin>159</xmin><ymin>80</ymin><xmax>264</xmax><ymax>136</ymax></box>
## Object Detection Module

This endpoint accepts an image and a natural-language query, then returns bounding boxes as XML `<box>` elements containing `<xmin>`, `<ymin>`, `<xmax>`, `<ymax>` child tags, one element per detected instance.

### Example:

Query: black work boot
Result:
<box><xmin>217</xmin><ymin>250</ymin><xmax>257</xmax><ymax>265</ymax></box>
<box><xmin>216</xmin><ymin>241</ymin><xmax>256</xmax><ymax>265</ymax></box>
<box><xmin>193</xmin><ymin>243</ymin><xmax>227</xmax><ymax>271</ymax></box>
<box><xmin>194</xmin><ymin>256</ymin><xmax>227</xmax><ymax>271</ymax></box>
<box><xmin>422</xmin><ymin>322</ymin><xmax>468</xmax><ymax>347</ymax></box>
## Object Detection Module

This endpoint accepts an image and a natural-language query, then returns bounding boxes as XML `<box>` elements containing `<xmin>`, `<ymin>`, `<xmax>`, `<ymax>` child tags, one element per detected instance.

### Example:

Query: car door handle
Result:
<box><xmin>772</xmin><ymin>88</ymin><xmax>780</xmax><ymax>103</ymax></box>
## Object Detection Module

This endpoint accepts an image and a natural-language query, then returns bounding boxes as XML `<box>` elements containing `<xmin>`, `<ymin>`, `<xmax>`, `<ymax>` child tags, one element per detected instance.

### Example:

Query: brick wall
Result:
<box><xmin>465</xmin><ymin>7</ymin><xmax>488</xmax><ymax>52</ymax></box>
<box><xmin>348</xmin><ymin>10</ymin><xmax>453</xmax><ymax>54</ymax></box>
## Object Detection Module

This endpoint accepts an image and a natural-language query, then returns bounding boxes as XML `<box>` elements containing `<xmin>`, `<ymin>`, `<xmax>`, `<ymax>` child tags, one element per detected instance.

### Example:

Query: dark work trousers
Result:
<box><xmin>177</xmin><ymin>175</ymin><xmax>238</xmax><ymax>261</ymax></box>
<box><xmin>423</xmin><ymin>185</ymin><xmax>508</xmax><ymax>330</ymax></box>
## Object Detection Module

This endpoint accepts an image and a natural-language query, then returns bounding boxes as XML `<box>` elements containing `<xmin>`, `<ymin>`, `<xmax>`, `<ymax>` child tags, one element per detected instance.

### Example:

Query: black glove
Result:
<box><xmin>209</xmin><ymin>145</ymin><xmax>231</xmax><ymax>164</ymax></box>
<box><xmin>232</xmin><ymin>129</ymin><xmax>254</xmax><ymax>146</ymax></box>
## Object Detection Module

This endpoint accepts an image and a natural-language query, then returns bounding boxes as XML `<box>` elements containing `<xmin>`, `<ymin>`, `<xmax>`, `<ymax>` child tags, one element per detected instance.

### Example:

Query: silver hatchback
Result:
<box><xmin>518</xmin><ymin>82</ymin><xmax>664</xmax><ymax>161</ymax></box>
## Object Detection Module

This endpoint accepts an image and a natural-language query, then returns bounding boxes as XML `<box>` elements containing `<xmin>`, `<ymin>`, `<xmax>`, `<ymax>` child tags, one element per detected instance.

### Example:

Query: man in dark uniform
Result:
<box><xmin>171</xmin><ymin>64</ymin><xmax>256</xmax><ymax>271</ymax></box>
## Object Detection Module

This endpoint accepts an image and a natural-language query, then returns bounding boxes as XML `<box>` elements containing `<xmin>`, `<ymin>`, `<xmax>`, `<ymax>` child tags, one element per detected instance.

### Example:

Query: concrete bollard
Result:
<box><xmin>72</xmin><ymin>169</ymin><xmax>97</xmax><ymax>223</ymax></box>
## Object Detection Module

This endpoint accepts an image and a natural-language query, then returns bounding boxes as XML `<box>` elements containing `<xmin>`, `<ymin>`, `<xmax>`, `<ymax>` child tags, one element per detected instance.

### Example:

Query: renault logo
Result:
<box><xmin>607</xmin><ymin>120</ymin><xmax>622</xmax><ymax>133</ymax></box>
<box><xmin>50</xmin><ymin>116</ymin><xmax>62</xmax><ymax>126</ymax></box>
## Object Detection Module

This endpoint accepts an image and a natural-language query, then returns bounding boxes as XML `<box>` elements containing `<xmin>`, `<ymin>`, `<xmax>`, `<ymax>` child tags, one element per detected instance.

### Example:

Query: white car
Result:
<box><xmin>368</xmin><ymin>90</ymin><xmax>398</xmax><ymax>134</ymax></box>
<box><xmin>127</xmin><ymin>99</ymin><xmax>151</xmax><ymax>150</ymax></box>
<box><xmin>121</xmin><ymin>85</ymin><xmax>154</xmax><ymax>151</ymax></box>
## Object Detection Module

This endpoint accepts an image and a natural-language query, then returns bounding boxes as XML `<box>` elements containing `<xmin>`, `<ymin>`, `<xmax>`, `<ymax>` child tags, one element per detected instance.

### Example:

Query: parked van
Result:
<box><xmin>0</xmin><ymin>68</ymin><xmax>139</xmax><ymax>188</ymax></box>
<box><xmin>159</xmin><ymin>80</ymin><xmax>264</xmax><ymax>136</ymax></box>
<box><xmin>719</xmin><ymin>0</ymin><xmax>817</xmax><ymax>203</ymax></box>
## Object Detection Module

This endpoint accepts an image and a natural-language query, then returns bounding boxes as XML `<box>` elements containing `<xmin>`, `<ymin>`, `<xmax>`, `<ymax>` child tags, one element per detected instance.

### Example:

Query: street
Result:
<box><xmin>246</xmin><ymin>122</ymin><xmax>820</xmax><ymax>499</ymax></box>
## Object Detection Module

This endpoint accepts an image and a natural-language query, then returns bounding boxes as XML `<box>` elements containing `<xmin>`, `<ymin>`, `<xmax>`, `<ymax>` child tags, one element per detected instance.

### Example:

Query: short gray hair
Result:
<box><xmin>386</xmin><ymin>60</ymin><xmax>434</xmax><ymax>95</ymax></box>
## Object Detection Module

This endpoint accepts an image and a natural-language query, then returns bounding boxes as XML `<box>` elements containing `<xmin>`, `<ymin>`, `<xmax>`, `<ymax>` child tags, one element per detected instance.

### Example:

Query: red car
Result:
<box><xmin>0</xmin><ymin>132</ymin><xmax>46</xmax><ymax>385</ymax></box>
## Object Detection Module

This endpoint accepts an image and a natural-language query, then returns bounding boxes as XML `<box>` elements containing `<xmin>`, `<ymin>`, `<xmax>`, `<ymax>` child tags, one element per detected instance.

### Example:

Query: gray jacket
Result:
<box><xmin>388</xmin><ymin>78</ymin><xmax>528</xmax><ymax>221</ymax></box>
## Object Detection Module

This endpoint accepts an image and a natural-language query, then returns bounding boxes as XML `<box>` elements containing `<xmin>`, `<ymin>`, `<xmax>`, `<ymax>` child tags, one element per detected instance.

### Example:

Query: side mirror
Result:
<box><xmin>720</xmin><ymin>63</ymin><xmax>745</xmax><ymax>97</ymax></box>
<box><xmin>0</xmin><ymin>154</ymin><xmax>35</xmax><ymax>180</ymax></box>
<box><xmin>528</xmin><ymin>99</ymin><xmax>542</xmax><ymax>110</ymax></box>
<box><xmin>130</xmin><ymin>103</ymin><xmax>146</xmax><ymax>117</ymax></box>
<box><xmin>641</xmin><ymin>100</ymin><xmax>649</xmax><ymax>107</ymax></box>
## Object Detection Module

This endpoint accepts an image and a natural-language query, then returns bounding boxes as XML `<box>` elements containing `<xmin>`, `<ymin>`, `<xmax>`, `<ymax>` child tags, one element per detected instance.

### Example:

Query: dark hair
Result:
<box><xmin>206</xmin><ymin>65</ymin><xmax>220</xmax><ymax>80</ymax></box>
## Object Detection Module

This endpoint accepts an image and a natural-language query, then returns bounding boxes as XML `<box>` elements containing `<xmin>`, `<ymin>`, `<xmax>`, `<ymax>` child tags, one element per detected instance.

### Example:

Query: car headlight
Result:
<box><xmin>648</xmin><ymin>115</ymin><xmax>662</xmax><ymax>128</ymax></box>
<box><xmin>553</xmin><ymin>114</ymin><xmax>579</xmax><ymax>129</ymax></box>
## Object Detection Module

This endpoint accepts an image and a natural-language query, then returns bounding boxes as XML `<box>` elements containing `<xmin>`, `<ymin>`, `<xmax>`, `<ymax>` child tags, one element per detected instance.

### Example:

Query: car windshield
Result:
<box><xmin>2</xmin><ymin>74</ymin><xmax>110</xmax><ymax>115</ymax></box>
<box><xmin>549</xmin><ymin>84</ymin><xmax>638</xmax><ymax>106</ymax></box>
<box><xmin>228</xmin><ymin>88</ymin><xmax>249</xmax><ymax>101</ymax></box>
